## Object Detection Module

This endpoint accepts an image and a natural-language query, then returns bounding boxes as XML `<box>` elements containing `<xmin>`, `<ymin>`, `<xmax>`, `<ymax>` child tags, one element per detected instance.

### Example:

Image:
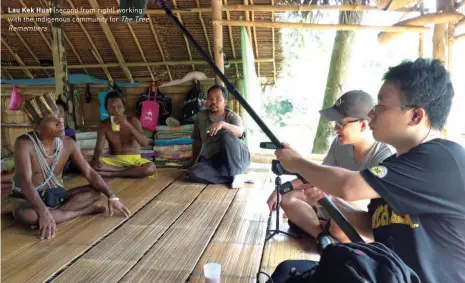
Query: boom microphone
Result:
<box><xmin>156</xmin><ymin>0</ymin><xmax>364</xmax><ymax>244</ymax></box>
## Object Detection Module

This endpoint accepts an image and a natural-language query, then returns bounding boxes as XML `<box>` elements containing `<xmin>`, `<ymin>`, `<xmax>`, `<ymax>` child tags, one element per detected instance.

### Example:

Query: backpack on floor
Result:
<box><xmin>278</xmin><ymin>242</ymin><xmax>421</xmax><ymax>283</ymax></box>
<box><xmin>182</xmin><ymin>80</ymin><xmax>204</xmax><ymax>124</ymax></box>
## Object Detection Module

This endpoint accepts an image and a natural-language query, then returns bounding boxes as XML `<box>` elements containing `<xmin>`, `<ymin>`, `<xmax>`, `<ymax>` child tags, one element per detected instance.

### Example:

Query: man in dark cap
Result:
<box><xmin>267</xmin><ymin>90</ymin><xmax>394</xmax><ymax>242</ymax></box>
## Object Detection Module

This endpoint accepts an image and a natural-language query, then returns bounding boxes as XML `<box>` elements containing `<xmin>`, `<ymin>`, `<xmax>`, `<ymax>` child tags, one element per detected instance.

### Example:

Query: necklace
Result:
<box><xmin>33</xmin><ymin>131</ymin><xmax>58</xmax><ymax>159</ymax></box>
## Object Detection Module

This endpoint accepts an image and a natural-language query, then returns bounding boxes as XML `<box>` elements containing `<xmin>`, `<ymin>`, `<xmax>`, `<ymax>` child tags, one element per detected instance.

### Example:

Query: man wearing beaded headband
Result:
<box><xmin>11</xmin><ymin>93</ymin><xmax>131</xmax><ymax>240</ymax></box>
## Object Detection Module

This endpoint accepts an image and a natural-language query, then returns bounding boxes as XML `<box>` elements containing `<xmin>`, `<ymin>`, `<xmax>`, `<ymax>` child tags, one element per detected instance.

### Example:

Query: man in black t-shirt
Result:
<box><xmin>275</xmin><ymin>58</ymin><xmax>465</xmax><ymax>283</ymax></box>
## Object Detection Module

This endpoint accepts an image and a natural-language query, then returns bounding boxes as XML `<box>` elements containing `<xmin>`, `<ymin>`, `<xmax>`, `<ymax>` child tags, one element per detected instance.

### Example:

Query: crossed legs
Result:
<box><xmin>13</xmin><ymin>185</ymin><xmax>105</xmax><ymax>226</ymax></box>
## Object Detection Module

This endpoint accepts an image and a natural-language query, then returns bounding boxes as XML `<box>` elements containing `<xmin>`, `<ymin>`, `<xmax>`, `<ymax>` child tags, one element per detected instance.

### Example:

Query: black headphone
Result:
<box><xmin>413</xmin><ymin>112</ymin><xmax>419</xmax><ymax>121</ymax></box>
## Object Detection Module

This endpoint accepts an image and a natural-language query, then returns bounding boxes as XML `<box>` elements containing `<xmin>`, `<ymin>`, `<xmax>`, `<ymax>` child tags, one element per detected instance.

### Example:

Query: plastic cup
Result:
<box><xmin>204</xmin><ymin>262</ymin><xmax>221</xmax><ymax>283</ymax></box>
<box><xmin>110</xmin><ymin>116</ymin><xmax>120</xmax><ymax>132</ymax></box>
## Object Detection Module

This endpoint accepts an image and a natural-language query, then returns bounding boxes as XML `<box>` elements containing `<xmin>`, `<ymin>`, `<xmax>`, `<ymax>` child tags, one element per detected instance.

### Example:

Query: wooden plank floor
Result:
<box><xmin>1</xmin><ymin>166</ymin><xmax>320</xmax><ymax>283</ymax></box>
<box><xmin>187</xmin><ymin>171</ymin><xmax>269</xmax><ymax>283</ymax></box>
<box><xmin>1</xmin><ymin>169</ymin><xmax>182</xmax><ymax>283</ymax></box>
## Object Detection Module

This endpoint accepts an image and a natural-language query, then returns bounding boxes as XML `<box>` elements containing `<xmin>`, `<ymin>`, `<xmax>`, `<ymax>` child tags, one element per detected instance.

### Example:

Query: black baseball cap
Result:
<box><xmin>319</xmin><ymin>90</ymin><xmax>374</xmax><ymax>121</ymax></box>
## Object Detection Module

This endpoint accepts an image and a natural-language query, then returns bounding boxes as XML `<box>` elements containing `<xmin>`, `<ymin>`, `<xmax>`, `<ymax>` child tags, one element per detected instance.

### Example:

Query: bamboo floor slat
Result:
<box><xmin>258</xmin><ymin>174</ymin><xmax>320</xmax><ymax>282</ymax></box>
<box><xmin>119</xmin><ymin>183</ymin><xmax>238</xmax><ymax>283</ymax></box>
<box><xmin>187</xmin><ymin>171</ymin><xmax>270</xmax><ymax>283</ymax></box>
<box><xmin>52</xmin><ymin>180</ymin><xmax>207</xmax><ymax>283</ymax></box>
<box><xmin>1</xmin><ymin>169</ymin><xmax>181</xmax><ymax>283</ymax></box>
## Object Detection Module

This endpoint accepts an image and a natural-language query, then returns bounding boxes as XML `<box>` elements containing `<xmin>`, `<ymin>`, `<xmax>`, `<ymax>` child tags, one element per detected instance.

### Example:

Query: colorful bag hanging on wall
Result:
<box><xmin>140</xmin><ymin>83</ymin><xmax>160</xmax><ymax>132</ymax></box>
<box><xmin>8</xmin><ymin>85</ymin><xmax>22</xmax><ymax>110</ymax></box>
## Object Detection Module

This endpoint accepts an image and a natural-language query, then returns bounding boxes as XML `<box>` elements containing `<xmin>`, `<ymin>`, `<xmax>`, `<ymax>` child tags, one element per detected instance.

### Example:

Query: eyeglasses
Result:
<box><xmin>334</xmin><ymin>119</ymin><xmax>362</xmax><ymax>128</ymax></box>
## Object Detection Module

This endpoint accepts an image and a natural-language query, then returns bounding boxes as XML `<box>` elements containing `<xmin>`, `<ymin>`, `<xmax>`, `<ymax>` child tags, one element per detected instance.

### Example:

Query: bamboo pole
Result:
<box><xmin>11</xmin><ymin>29</ymin><xmax>51</xmax><ymax>77</ymax></box>
<box><xmin>148</xmin><ymin>16</ymin><xmax>173</xmax><ymax>81</ymax></box>
<box><xmin>18</xmin><ymin>0</ymin><xmax>52</xmax><ymax>51</ymax></box>
<box><xmin>455</xmin><ymin>33</ymin><xmax>465</xmax><ymax>41</ymax></box>
<box><xmin>243</xmin><ymin>1</ymin><xmax>253</xmax><ymax>45</ymax></box>
<box><xmin>457</xmin><ymin>18</ymin><xmax>465</xmax><ymax>29</ymax></box>
<box><xmin>448</xmin><ymin>1</ymin><xmax>455</xmax><ymax>72</ymax></box>
<box><xmin>250</xmin><ymin>0</ymin><xmax>260</xmax><ymax>77</ymax></box>
<box><xmin>51</xmin><ymin>0</ymin><xmax>74</xmax><ymax>128</ymax></box>
<box><xmin>115</xmin><ymin>0</ymin><xmax>156</xmax><ymax>81</ymax></box>
<box><xmin>88</xmin><ymin>0</ymin><xmax>133</xmax><ymax>82</ymax></box>
<box><xmin>271</xmin><ymin>0</ymin><xmax>277</xmax><ymax>83</ymax></box>
<box><xmin>173</xmin><ymin>0</ymin><xmax>195</xmax><ymax>71</ymax></box>
<box><xmin>418</xmin><ymin>3</ymin><xmax>424</xmax><ymax>58</ymax></box>
<box><xmin>212</xmin><ymin>0</ymin><xmax>224</xmax><ymax>85</ymax></box>
<box><xmin>0</xmin><ymin>5</ymin><xmax>416</xmax><ymax>18</ymax></box>
<box><xmin>224</xmin><ymin>0</ymin><xmax>239</xmax><ymax>77</ymax></box>
<box><xmin>1</xmin><ymin>38</ymin><xmax>34</xmax><ymax>78</ymax></box>
<box><xmin>1</xmin><ymin>58</ymin><xmax>274</xmax><ymax>70</ymax></box>
<box><xmin>214</xmin><ymin>20</ymin><xmax>429</xmax><ymax>32</ymax></box>
<box><xmin>196</xmin><ymin>0</ymin><xmax>213</xmax><ymax>57</ymax></box>
<box><xmin>3</xmin><ymin>69</ymin><xmax>13</xmax><ymax>80</ymax></box>
<box><xmin>66</xmin><ymin>0</ymin><xmax>112</xmax><ymax>82</ymax></box>
<box><xmin>432</xmin><ymin>0</ymin><xmax>450</xmax><ymax>63</ymax></box>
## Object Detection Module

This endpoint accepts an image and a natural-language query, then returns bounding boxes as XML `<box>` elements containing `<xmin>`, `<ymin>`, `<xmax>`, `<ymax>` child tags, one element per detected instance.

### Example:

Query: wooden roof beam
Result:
<box><xmin>88</xmin><ymin>0</ymin><xmax>133</xmax><ymax>82</ymax></box>
<box><xmin>196</xmin><ymin>0</ymin><xmax>213</xmax><ymax>57</ymax></box>
<box><xmin>212</xmin><ymin>0</ymin><xmax>224</xmax><ymax>85</ymax></box>
<box><xmin>215</xmin><ymin>20</ymin><xmax>430</xmax><ymax>32</ymax></box>
<box><xmin>1</xmin><ymin>58</ymin><xmax>274</xmax><ymax>70</ymax></box>
<box><xmin>148</xmin><ymin>16</ymin><xmax>173</xmax><ymax>81</ymax></box>
<box><xmin>2</xmin><ymin>69</ymin><xmax>13</xmax><ymax>80</ymax></box>
<box><xmin>115</xmin><ymin>0</ymin><xmax>156</xmax><ymax>81</ymax></box>
<box><xmin>66</xmin><ymin>0</ymin><xmax>112</xmax><ymax>82</ymax></box>
<box><xmin>38</xmin><ymin>0</ymin><xmax>88</xmax><ymax>74</ymax></box>
<box><xmin>271</xmin><ymin>0</ymin><xmax>276</xmax><ymax>83</ymax></box>
<box><xmin>224</xmin><ymin>0</ymin><xmax>239</xmax><ymax>77</ymax></box>
<box><xmin>250</xmin><ymin>0</ymin><xmax>261</xmax><ymax>77</ymax></box>
<box><xmin>1</xmin><ymin>5</ymin><xmax>418</xmax><ymax>19</ymax></box>
<box><xmin>172</xmin><ymin>0</ymin><xmax>195</xmax><ymax>71</ymax></box>
<box><xmin>11</xmin><ymin>29</ymin><xmax>52</xmax><ymax>77</ymax></box>
<box><xmin>18</xmin><ymin>0</ymin><xmax>52</xmax><ymax>51</ymax></box>
<box><xmin>1</xmin><ymin>38</ymin><xmax>34</xmax><ymax>78</ymax></box>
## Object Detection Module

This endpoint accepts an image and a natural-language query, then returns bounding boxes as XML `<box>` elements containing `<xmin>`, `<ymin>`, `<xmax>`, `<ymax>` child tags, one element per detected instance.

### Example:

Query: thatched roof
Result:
<box><xmin>1</xmin><ymin>0</ymin><xmax>281</xmax><ymax>84</ymax></box>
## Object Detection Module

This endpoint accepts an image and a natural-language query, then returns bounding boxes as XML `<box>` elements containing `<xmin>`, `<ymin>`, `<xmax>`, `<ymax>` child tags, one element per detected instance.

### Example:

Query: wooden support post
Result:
<box><xmin>89</xmin><ymin>0</ymin><xmax>133</xmax><ymax>82</ymax></box>
<box><xmin>212</xmin><ymin>0</ymin><xmax>225</xmax><ymax>85</ymax></box>
<box><xmin>51</xmin><ymin>0</ymin><xmax>75</xmax><ymax>129</ymax></box>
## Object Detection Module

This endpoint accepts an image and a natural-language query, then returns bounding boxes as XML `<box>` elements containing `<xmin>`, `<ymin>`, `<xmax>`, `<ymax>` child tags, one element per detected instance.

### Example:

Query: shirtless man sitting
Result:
<box><xmin>11</xmin><ymin>93</ymin><xmax>130</xmax><ymax>240</ymax></box>
<box><xmin>91</xmin><ymin>91</ymin><xmax>156</xmax><ymax>178</ymax></box>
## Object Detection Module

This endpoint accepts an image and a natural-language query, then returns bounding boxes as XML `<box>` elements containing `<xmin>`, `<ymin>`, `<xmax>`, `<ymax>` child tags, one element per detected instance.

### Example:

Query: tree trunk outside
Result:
<box><xmin>311</xmin><ymin>7</ymin><xmax>362</xmax><ymax>154</ymax></box>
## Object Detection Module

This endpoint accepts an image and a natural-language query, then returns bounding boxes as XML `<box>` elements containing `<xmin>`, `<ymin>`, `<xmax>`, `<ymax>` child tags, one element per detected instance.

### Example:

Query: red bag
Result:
<box><xmin>8</xmin><ymin>85</ymin><xmax>22</xmax><ymax>111</ymax></box>
<box><xmin>140</xmin><ymin>83</ymin><xmax>160</xmax><ymax>132</ymax></box>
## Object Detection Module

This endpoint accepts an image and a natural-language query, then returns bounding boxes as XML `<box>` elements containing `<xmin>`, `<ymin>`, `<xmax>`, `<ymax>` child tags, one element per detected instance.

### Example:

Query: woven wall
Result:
<box><xmin>0</xmin><ymin>80</ymin><xmax>219</xmax><ymax>150</ymax></box>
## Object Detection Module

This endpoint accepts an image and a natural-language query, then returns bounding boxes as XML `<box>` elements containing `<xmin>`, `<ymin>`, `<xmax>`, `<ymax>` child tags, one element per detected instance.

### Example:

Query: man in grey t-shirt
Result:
<box><xmin>267</xmin><ymin>90</ymin><xmax>394</xmax><ymax>242</ymax></box>
<box><xmin>183</xmin><ymin>85</ymin><xmax>251</xmax><ymax>188</ymax></box>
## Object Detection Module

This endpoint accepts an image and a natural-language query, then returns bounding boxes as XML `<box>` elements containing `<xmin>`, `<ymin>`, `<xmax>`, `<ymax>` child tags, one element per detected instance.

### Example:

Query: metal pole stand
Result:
<box><xmin>265</xmin><ymin>162</ymin><xmax>299</xmax><ymax>242</ymax></box>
